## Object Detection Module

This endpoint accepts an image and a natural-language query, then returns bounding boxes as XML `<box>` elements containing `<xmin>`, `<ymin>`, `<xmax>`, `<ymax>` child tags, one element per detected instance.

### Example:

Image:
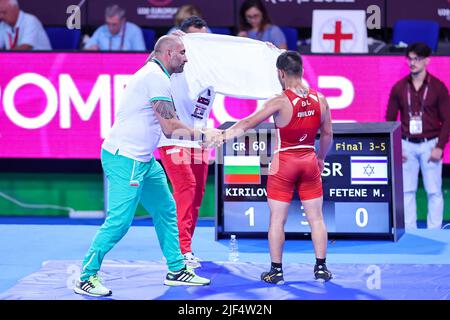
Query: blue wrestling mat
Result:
<box><xmin>0</xmin><ymin>223</ymin><xmax>449</xmax><ymax>300</ymax></box>
<box><xmin>1</xmin><ymin>260</ymin><xmax>449</xmax><ymax>300</ymax></box>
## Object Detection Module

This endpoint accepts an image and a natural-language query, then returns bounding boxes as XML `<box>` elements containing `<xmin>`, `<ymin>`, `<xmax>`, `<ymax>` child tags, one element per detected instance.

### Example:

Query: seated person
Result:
<box><xmin>0</xmin><ymin>0</ymin><xmax>51</xmax><ymax>50</ymax></box>
<box><xmin>84</xmin><ymin>4</ymin><xmax>145</xmax><ymax>51</ymax></box>
<box><xmin>237</xmin><ymin>0</ymin><xmax>287</xmax><ymax>49</ymax></box>
<box><xmin>167</xmin><ymin>4</ymin><xmax>211</xmax><ymax>35</ymax></box>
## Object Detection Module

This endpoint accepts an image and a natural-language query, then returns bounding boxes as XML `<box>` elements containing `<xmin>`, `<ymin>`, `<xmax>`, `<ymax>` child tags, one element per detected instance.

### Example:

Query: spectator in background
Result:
<box><xmin>167</xmin><ymin>4</ymin><xmax>211</xmax><ymax>35</ymax></box>
<box><xmin>0</xmin><ymin>0</ymin><xmax>51</xmax><ymax>50</ymax></box>
<box><xmin>84</xmin><ymin>4</ymin><xmax>145</xmax><ymax>51</ymax></box>
<box><xmin>386</xmin><ymin>42</ymin><xmax>450</xmax><ymax>230</ymax></box>
<box><xmin>238</xmin><ymin>0</ymin><xmax>287</xmax><ymax>49</ymax></box>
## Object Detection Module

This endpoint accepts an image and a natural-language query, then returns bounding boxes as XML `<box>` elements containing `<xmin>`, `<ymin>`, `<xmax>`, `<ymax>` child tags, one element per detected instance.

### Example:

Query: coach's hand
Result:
<box><xmin>201</xmin><ymin>128</ymin><xmax>224</xmax><ymax>148</ymax></box>
<box><xmin>238</xmin><ymin>31</ymin><xmax>248</xmax><ymax>37</ymax></box>
<box><xmin>172</xmin><ymin>30</ymin><xmax>186</xmax><ymax>37</ymax></box>
<box><xmin>265</xmin><ymin>41</ymin><xmax>276</xmax><ymax>49</ymax></box>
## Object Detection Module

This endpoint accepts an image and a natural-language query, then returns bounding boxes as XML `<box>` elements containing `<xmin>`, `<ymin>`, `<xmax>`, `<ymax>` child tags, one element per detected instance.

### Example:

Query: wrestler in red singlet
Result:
<box><xmin>267</xmin><ymin>87</ymin><xmax>323</xmax><ymax>202</ymax></box>
<box><xmin>223</xmin><ymin>50</ymin><xmax>333</xmax><ymax>284</ymax></box>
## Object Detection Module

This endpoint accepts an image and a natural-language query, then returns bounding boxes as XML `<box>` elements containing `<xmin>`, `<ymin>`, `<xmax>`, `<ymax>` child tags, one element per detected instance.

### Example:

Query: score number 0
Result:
<box><xmin>245</xmin><ymin>207</ymin><xmax>369</xmax><ymax>228</ymax></box>
<box><xmin>356</xmin><ymin>207</ymin><xmax>369</xmax><ymax>227</ymax></box>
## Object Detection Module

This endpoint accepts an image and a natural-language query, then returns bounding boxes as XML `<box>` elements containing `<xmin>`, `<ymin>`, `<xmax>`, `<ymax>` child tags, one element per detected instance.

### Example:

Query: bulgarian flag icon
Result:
<box><xmin>224</xmin><ymin>156</ymin><xmax>261</xmax><ymax>184</ymax></box>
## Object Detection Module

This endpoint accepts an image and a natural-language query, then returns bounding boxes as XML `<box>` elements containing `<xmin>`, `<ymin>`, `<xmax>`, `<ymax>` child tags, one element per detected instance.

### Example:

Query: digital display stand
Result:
<box><xmin>215</xmin><ymin>122</ymin><xmax>404</xmax><ymax>241</ymax></box>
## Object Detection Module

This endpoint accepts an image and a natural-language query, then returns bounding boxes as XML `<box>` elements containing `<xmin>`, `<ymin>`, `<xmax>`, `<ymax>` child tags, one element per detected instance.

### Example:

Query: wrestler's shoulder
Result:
<box><xmin>269</xmin><ymin>93</ymin><xmax>291</xmax><ymax>104</ymax></box>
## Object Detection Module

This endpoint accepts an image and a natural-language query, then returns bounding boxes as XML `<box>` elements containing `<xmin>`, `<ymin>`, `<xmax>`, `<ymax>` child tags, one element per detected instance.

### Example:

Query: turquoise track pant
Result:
<box><xmin>80</xmin><ymin>149</ymin><xmax>185</xmax><ymax>280</ymax></box>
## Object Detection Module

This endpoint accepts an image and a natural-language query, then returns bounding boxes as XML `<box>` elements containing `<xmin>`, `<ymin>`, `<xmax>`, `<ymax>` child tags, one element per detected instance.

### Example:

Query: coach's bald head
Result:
<box><xmin>151</xmin><ymin>35</ymin><xmax>187</xmax><ymax>75</ymax></box>
<box><xmin>154</xmin><ymin>35</ymin><xmax>182</xmax><ymax>54</ymax></box>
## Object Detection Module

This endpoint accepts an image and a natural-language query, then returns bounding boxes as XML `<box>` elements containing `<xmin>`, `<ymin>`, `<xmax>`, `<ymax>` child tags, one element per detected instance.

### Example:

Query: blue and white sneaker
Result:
<box><xmin>74</xmin><ymin>275</ymin><xmax>112</xmax><ymax>297</ymax></box>
<box><xmin>164</xmin><ymin>267</ymin><xmax>210</xmax><ymax>286</ymax></box>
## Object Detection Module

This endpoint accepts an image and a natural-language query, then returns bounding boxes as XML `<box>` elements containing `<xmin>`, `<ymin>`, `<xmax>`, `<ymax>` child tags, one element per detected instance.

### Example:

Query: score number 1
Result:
<box><xmin>244</xmin><ymin>207</ymin><xmax>369</xmax><ymax>229</ymax></box>
<box><xmin>245</xmin><ymin>207</ymin><xmax>255</xmax><ymax>226</ymax></box>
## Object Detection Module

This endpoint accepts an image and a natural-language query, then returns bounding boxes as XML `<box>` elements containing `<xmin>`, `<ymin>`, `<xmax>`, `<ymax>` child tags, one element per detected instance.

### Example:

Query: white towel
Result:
<box><xmin>159</xmin><ymin>33</ymin><xmax>283</xmax><ymax>149</ymax></box>
<box><xmin>173</xmin><ymin>33</ymin><xmax>283</xmax><ymax>101</ymax></box>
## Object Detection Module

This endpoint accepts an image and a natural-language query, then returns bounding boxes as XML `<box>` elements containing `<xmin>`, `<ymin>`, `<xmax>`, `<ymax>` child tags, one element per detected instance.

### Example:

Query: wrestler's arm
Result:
<box><xmin>223</xmin><ymin>95</ymin><xmax>286</xmax><ymax>140</ymax></box>
<box><xmin>317</xmin><ymin>93</ymin><xmax>333</xmax><ymax>171</ymax></box>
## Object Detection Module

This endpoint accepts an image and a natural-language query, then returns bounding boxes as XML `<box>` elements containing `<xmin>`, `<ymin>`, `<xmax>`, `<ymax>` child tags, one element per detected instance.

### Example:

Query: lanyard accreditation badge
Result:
<box><xmin>409</xmin><ymin>115</ymin><xmax>423</xmax><ymax>135</ymax></box>
<box><xmin>407</xmin><ymin>83</ymin><xmax>428</xmax><ymax>135</ymax></box>
<box><xmin>8</xmin><ymin>27</ymin><xmax>19</xmax><ymax>49</ymax></box>
<box><xmin>191</xmin><ymin>89</ymin><xmax>212</xmax><ymax>121</ymax></box>
<box><xmin>109</xmin><ymin>22</ymin><xmax>126</xmax><ymax>50</ymax></box>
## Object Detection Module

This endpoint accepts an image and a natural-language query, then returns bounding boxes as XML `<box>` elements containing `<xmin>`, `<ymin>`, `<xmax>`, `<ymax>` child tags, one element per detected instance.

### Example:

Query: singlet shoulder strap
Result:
<box><xmin>283</xmin><ymin>89</ymin><xmax>302</xmax><ymax>108</ymax></box>
<box><xmin>307</xmin><ymin>88</ymin><xmax>320</xmax><ymax>103</ymax></box>
<box><xmin>283</xmin><ymin>89</ymin><xmax>297</xmax><ymax>100</ymax></box>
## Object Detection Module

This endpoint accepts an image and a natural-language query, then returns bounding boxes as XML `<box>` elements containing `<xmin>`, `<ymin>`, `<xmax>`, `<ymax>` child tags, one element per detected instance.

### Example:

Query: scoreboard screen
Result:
<box><xmin>215</xmin><ymin>122</ymin><xmax>405</xmax><ymax>241</ymax></box>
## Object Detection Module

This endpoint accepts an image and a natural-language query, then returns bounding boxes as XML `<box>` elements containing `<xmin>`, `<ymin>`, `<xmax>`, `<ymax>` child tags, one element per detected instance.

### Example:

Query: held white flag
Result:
<box><xmin>350</xmin><ymin>156</ymin><xmax>388</xmax><ymax>185</ymax></box>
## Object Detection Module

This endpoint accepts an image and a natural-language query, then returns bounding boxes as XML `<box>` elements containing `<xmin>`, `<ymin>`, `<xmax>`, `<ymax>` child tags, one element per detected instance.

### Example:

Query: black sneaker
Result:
<box><xmin>261</xmin><ymin>268</ymin><xmax>284</xmax><ymax>285</ymax></box>
<box><xmin>314</xmin><ymin>264</ymin><xmax>332</xmax><ymax>282</ymax></box>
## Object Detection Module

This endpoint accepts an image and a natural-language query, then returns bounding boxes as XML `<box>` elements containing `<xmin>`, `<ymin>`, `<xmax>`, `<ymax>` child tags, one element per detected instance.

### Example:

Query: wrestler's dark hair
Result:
<box><xmin>406</xmin><ymin>42</ymin><xmax>432</xmax><ymax>58</ymax></box>
<box><xmin>276</xmin><ymin>51</ymin><xmax>303</xmax><ymax>76</ymax></box>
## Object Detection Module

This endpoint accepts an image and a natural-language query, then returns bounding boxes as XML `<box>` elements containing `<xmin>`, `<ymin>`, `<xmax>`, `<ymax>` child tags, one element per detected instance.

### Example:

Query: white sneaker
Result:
<box><xmin>164</xmin><ymin>268</ymin><xmax>210</xmax><ymax>286</ymax></box>
<box><xmin>73</xmin><ymin>275</ymin><xmax>112</xmax><ymax>297</ymax></box>
<box><xmin>183</xmin><ymin>252</ymin><xmax>201</xmax><ymax>268</ymax></box>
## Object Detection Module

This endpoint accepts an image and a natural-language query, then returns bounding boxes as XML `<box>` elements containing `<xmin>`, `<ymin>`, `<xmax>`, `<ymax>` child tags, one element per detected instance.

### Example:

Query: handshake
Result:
<box><xmin>199</xmin><ymin>128</ymin><xmax>226</xmax><ymax>148</ymax></box>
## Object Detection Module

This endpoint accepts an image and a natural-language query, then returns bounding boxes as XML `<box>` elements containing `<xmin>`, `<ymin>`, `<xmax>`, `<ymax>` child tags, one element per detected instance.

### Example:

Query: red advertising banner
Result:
<box><xmin>0</xmin><ymin>53</ymin><xmax>449</xmax><ymax>162</ymax></box>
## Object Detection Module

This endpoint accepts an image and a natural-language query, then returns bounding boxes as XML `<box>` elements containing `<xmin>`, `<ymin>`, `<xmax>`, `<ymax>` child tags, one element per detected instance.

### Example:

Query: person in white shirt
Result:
<box><xmin>74</xmin><ymin>35</ymin><xmax>220</xmax><ymax>298</ymax></box>
<box><xmin>84</xmin><ymin>4</ymin><xmax>146</xmax><ymax>51</ymax></box>
<box><xmin>0</xmin><ymin>0</ymin><xmax>51</xmax><ymax>50</ymax></box>
<box><xmin>158</xmin><ymin>16</ymin><xmax>210</xmax><ymax>269</ymax></box>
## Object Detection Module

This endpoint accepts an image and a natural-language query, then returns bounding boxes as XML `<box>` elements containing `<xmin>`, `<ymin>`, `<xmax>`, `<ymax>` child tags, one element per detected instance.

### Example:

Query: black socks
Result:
<box><xmin>316</xmin><ymin>258</ymin><xmax>326</xmax><ymax>265</ymax></box>
<box><xmin>271</xmin><ymin>262</ymin><xmax>282</xmax><ymax>272</ymax></box>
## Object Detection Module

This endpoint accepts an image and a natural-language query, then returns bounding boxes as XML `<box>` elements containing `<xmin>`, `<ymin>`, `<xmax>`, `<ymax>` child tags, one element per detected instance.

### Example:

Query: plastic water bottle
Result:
<box><xmin>228</xmin><ymin>234</ymin><xmax>239</xmax><ymax>262</ymax></box>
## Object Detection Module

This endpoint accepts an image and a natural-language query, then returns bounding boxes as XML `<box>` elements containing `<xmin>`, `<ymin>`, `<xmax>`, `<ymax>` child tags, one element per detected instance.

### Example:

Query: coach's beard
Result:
<box><xmin>175</xmin><ymin>63</ymin><xmax>186</xmax><ymax>74</ymax></box>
